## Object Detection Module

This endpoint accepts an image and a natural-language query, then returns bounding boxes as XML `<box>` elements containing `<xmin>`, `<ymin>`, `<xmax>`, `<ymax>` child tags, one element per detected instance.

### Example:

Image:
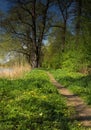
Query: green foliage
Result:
<box><xmin>0</xmin><ymin>69</ymin><xmax>87</xmax><ymax>130</ymax></box>
<box><xmin>0</xmin><ymin>69</ymin><xmax>89</xmax><ymax>130</ymax></box>
<box><xmin>51</xmin><ymin>69</ymin><xmax>91</xmax><ymax>105</ymax></box>
<box><xmin>42</xmin><ymin>15</ymin><xmax>91</xmax><ymax>73</ymax></box>
<box><xmin>0</xmin><ymin>70</ymin><xmax>70</xmax><ymax>130</ymax></box>
<box><xmin>42</xmin><ymin>28</ymin><xmax>63</xmax><ymax>69</ymax></box>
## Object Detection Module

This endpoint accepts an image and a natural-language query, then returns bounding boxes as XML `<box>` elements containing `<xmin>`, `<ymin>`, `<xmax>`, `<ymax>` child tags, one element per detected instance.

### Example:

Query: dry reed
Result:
<box><xmin>0</xmin><ymin>64</ymin><xmax>31</xmax><ymax>79</ymax></box>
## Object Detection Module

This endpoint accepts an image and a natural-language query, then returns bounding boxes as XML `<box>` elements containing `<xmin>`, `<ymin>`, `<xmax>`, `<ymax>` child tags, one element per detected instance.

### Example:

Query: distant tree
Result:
<box><xmin>74</xmin><ymin>0</ymin><xmax>82</xmax><ymax>47</ymax></box>
<box><xmin>54</xmin><ymin>0</ymin><xmax>73</xmax><ymax>52</ymax></box>
<box><xmin>42</xmin><ymin>28</ymin><xmax>63</xmax><ymax>68</ymax></box>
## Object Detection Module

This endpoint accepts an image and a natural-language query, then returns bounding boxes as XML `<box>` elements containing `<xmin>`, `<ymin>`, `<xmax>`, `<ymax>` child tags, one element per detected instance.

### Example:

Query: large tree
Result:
<box><xmin>2</xmin><ymin>0</ymin><xmax>52</xmax><ymax>68</ymax></box>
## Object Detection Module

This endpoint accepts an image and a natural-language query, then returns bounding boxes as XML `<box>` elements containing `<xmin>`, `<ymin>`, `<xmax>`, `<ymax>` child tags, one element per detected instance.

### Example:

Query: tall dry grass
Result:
<box><xmin>0</xmin><ymin>64</ymin><xmax>31</xmax><ymax>79</ymax></box>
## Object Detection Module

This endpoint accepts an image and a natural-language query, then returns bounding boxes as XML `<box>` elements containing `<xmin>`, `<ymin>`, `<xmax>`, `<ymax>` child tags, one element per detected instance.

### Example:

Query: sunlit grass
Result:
<box><xmin>51</xmin><ymin>69</ymin><xmax>91</xmax><ymax>105</ymax></box>
<box><xmin>0</xmin><ymin>70</ymin><xmax>68</xmax><ymax>130</ymax></box>
<box><xmin>0</xmin><ymin>69</ymin><xmax>88</xmax><ymax>130</ymax></box>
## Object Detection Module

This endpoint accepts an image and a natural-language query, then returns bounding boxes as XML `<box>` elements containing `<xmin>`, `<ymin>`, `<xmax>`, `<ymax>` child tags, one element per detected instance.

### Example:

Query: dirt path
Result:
<box><xmin>47</xmin><ymin>72</ymin><xmax>91</xmax><ymax>128</ymax></box>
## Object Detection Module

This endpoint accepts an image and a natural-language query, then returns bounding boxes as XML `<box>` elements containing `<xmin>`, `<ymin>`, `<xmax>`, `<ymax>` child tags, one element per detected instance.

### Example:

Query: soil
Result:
<box><xmin>47</xmin><ymin>72</ymin><xmax>91</xmax><ymax>128</ymax></box>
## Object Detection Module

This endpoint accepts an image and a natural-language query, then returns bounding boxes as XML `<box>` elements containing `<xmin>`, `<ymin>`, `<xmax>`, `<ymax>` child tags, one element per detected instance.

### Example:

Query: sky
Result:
<box><xmin>0</xmin><ymin>0</ymin><xmax>10</xmax><ymax>63</ymax></box>
<box><xmin>0</xmin><ymin>0</ymin><xmax>10</xmax><ymax>12</ymax></box>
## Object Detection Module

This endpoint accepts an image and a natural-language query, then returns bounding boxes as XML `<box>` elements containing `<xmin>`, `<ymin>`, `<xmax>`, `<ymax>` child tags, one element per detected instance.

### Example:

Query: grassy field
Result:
<box><xmin>51</xmin><ymin>69</ymin><xmax>91</xmax><ymax>105</ymax></box>
<box><xmin>0</xmin><ymin>69</ymin><xmax>89</xmax><ymax>130</ymax></box>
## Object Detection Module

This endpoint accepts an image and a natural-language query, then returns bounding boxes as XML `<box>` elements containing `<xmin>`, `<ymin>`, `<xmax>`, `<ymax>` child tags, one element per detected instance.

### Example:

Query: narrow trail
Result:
<box><xmin>47</xmin><ymin>72</ymin><xmax>91</xmax><ymax>128</ymax></box>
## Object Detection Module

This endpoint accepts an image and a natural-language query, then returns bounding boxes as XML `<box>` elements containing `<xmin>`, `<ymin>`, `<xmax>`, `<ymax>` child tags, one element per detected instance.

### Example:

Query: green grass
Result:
<box><xmin>0</xmin><ymin>69</ymin><xmax>88</xmax><ymax>130</ymax></box>
<box><xmin>51</xmin><ymin>69</ymin><xmax>91</xmax><ymax>105</ymax></box>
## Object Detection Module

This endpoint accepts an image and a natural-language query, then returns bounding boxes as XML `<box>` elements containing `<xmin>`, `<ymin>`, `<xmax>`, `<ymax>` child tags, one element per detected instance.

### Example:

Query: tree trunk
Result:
<box><xmin>75</xmin><ymin>0</ymin><xmax>82</xmax><ymax>47</ymax></box>
<box><xmin>35</xmin><ymin>46</ymin><xmax>40</xmax><ymax>68</ymax></box>
<box><xmin>61</xmin><ymin>21</ymin><xmax>66</xmax><ymax>52</ymax></box>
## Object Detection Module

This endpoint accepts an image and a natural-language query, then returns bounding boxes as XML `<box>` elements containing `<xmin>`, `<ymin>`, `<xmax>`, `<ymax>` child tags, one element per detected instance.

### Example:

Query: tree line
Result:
<box><xmin>0</xmin><ymin>0</ymin><xmax>91</xmax><ymax>73</ymax></box>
